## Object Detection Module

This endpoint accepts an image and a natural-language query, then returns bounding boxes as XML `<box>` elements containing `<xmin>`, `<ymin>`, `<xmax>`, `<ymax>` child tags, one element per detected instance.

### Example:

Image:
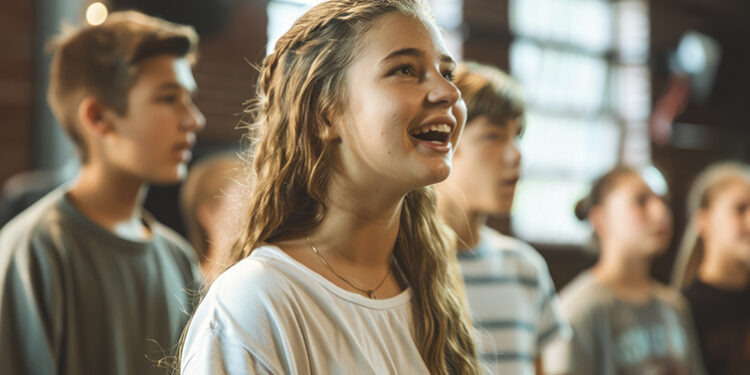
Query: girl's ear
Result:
<box><xmin>78</xmin><ymin>97</ymin><xmax>115</xmax><ymax>137</ymax></box>
<box><xmin>196</xmin><ymin>202</ymin><xmax>216</xmax><ymax>235</ymax></box>
<box><xmin>319</xmin><ymin>111</ymin><xmax>341</xmax><ymax>141</ymax></box>
<box><xmin>319</xmin><ymin>124</ymin><xmax>340</xmax><ymax>141</ymax></box>
<box><xmin>695</xmin><ymin>209</ymin><xmax>710</xmax><ymax>239</ymax></box>
<box><xmin>589</xmin><ymin>205</ymin><xmax>605</xmax><ymax>237</ymax></box>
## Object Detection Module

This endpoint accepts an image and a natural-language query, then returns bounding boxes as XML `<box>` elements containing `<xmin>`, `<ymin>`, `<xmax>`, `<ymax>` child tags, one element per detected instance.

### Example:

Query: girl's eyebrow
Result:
<box><xmin>380</xmin><ymin>47</ymin><xmax>455</xmax><ymax>65</ymax></box>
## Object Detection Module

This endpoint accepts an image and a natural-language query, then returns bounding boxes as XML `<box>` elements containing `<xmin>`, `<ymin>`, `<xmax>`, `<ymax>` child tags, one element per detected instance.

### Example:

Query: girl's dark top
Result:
<box><xmin>684</xmin><ymin>279</ymin><xmax>750</xmax><ymax>375</ymax></box>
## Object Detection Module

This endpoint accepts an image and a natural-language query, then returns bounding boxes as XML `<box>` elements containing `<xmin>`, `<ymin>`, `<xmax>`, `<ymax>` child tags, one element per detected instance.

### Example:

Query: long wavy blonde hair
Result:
<box><xmin>225</xmin><ymin>1</ymin><xmax>478</xmax><ymax>373</ymax></box>
<box><xmin>671</xmin><ymin>161</ymin><xmax>750</xmax><ymax>289</ymax></box>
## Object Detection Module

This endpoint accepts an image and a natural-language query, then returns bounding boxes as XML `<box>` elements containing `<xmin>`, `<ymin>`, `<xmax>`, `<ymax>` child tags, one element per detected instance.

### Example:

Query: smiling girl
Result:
<box><xmin>179</xmin><ymin>1</ymin><xmax>478</xmax><ymax>374</ymax></box>
<box><xmin>542</xmin><ymin>166</ymin><xmax>706</xmax><ymax>375</ymax></box>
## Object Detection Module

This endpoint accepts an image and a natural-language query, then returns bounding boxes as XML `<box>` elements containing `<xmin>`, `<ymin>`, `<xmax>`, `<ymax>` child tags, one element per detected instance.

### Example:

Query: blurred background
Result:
<box><xmin>1</xmin><ymin>0</ymin><xmax>749</xmax><ymax>290</ymax></box>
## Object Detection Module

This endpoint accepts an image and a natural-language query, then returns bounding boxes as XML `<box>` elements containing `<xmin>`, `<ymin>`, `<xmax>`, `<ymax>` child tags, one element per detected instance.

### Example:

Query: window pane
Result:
<box><xmin>266</xmin><ymin>1</ymin><xmax>325</xmax><ymax>55</ymax></box>
<box><xmin>620</xmin><ymin>120</ymin><xmax>651</xmax><ymax>166</ymax></box>
<box><xmin>615</xmin><ymin>0</ymin><xmax>649</xmax><ymax>64</ymax></box>
<box><xmin>519</xmin><ymin>112</ymin><xmax>620</xmax><ymax>180</ymax></box>
<box><xmin>428</xmin><ymin>0</ymin><xmax>463</xmax><ymax>30</ymax></box>
<box><xmin>613</xmin><ymin>64</ymin><xmax>650</xmax><ymax>121</ymax></box>
<box><xmin>511</xmin><ymin>177</ymin><xmax>592</xmax><ymax>244</ymax></box>
<box><xmin>428</xmin><ymin>0</ymin><xmax>465</xmax><ymax>59</ymax></box>
<box><xmin>510</xmin><ymin>0</ymin><xmax>612</xmax><ymax>53</ymax></box>
<box><xmin>511</xmin><ymin>40</ymin><xmax>608</xmax><ymax>115</ymax></box>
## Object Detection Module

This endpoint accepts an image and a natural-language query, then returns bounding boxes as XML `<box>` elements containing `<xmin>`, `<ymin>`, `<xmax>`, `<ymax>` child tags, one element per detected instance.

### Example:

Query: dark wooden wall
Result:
<box><xmin>463</xmin><ymin>0</ymin><xmax>511</xmax><ymax>68</ymax></box>
<box><xmin>0</xmin><ymin>2</ymin><xmax>35</xmax><ymax>191</ymax></box>
<box><xmin>649</xmin><ymin>0</ymin><xmax>750</xmax><ymax>284</ymax></box>
<box><xmin>191</xmin><ymin>0</ymin><xmax>267</xmax><ymax>146</ymax></box>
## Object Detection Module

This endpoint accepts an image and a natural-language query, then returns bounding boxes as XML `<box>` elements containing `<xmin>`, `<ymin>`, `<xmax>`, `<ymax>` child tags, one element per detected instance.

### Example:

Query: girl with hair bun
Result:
<box><xmin>673</xmin><ymin>161</ymin><xmax>750</xmax><ymax>375</ymax></box>
<box><xmin>180</xmin><ymin>1</ymin><xmax>479</xmax><ymax>374</ymax></box>
<box><xmin>543</xmin><ymin>166</ymin><xmax>706</xmax><ymax>375</ymax></box>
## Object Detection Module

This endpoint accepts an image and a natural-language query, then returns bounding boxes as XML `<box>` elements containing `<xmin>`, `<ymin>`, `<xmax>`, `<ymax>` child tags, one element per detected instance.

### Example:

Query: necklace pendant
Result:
<box><xmin>367</xmin><ymin>290</ymin><xmax>376</xmax><ymax>299</ymax></box>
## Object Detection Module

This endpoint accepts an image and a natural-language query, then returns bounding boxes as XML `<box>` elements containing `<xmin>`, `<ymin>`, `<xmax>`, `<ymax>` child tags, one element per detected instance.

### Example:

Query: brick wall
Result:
<box><xmin>0</xmin><ymin>2</ymin><xmax>34</xmax><ymax>189</ymax></box>
<box><xmin>191</xmin><ymin>0</ymin><xmax>267</xmax><ymax>145</ymax></box>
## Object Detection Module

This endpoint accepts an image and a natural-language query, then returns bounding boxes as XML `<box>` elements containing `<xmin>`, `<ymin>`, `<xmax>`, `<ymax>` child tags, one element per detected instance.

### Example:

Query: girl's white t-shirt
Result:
<box><xmin>180</xmin><ymin>245</ymin><xmax>429</xmax><ymax>375</ymax></box>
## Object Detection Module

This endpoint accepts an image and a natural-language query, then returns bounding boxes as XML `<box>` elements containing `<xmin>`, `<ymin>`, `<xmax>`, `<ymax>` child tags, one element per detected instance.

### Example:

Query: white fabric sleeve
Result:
<box><xmin>181</xmin><ymin>326</ymin><xmax>277</xmax><ymax>375</ymax></box>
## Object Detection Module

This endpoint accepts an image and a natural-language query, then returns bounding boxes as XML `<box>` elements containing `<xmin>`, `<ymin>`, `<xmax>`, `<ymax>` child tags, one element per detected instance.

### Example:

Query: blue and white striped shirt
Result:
<box><xmin>458</xmin><ymin>226</ymin><xmax>571</xmax><ymax>375</ymax></box>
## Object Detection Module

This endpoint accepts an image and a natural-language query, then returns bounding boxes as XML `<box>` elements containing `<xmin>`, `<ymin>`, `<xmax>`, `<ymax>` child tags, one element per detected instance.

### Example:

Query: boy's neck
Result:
<box><xmin>67</xmin><ymin>162</ymin><xmax>150</xmax><ymax>238</ymax></box>
<box><xmin>436</xmin><ymin>186</ymin><xmax>485</xmax><ymax>252</ymax></box>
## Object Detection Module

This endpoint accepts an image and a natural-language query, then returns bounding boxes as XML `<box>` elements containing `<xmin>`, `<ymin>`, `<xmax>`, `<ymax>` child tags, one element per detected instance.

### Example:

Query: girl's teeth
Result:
<box><xmin>410</xmin><ymin>124</ymin><xmax>450</xmax><ymax>135</ymax></box>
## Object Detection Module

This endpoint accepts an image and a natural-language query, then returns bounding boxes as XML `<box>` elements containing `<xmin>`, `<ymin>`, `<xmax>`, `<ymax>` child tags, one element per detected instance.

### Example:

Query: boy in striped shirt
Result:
<box><xmin>437</xmin><ymin>62</ymin><xmax>571</xmax><ymax>375</ymax></box>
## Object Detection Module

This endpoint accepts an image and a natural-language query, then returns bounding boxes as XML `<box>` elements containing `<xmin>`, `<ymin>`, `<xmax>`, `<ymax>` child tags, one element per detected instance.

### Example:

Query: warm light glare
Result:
<box><xmin>86</xmin><ymin>2</ymin><xmax>108</xmax><ymax>26</ymax></box>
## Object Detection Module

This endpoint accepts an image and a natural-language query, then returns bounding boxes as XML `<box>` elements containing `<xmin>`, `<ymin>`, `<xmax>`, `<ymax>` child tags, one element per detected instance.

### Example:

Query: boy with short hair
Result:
<box><xmin>0</xmin><ymin>11</ymin><xmax>205</xmax><ymax>375</ymax></box>
<box><xmin>437</xmin><ymin>62</ymin><xmax>570</xmax><ymax>375</ymax></box>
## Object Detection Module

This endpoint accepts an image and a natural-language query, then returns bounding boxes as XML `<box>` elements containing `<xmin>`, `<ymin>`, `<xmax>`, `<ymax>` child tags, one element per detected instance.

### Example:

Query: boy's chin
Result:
<box><xmin>486</xmin><ymin>197</ymin><xmax>514</xmax><ymax>216</ymax></box>
<box><xmin>739</xmin><ymin>252</ymin><xmax>750</xmax><ymax>268</ymax></box>
<box><xmin>642</xmin><ymin>243</ymin><xmax>667</xmax><ymax>257</ymax></box>
<box><xmin>146</xmin><ymin>169</ymin><xmax>184</xmax><ymax>185</ymax></box>
<box><xmin>473</xmin><ymin>206</ymin><xmax>512</xmax><ymax>218</ymax></box>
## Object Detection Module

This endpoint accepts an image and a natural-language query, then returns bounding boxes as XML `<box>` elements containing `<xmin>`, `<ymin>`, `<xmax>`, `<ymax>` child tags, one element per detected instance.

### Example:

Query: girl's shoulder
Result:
<box><xmin>560</xmin><ymin>271</ymin><xmax>607</xmax><ymax>302</ymax></box>
<box><xmin>559</xmin><ymin>271</ymin><xmax>616</xmax><ymax>320</ymax></box>
<box><xmin>209</xmin><ymin>245</ymin><xmax>298</xmax><ymax>299</ymax></box>
<box><xmin>651</xmin><ymin>282</ymin><xmax>690</xmax><ymax>311</ymax></box>
<box><xmin>183</xmin><ymin>246</ymin><xmax>309</xmax><ymax>374</ymax></box>
<box><xmin>189</xmin><ymin>245</ymin><xmax>305</xmax><ymax>340</ymax></box>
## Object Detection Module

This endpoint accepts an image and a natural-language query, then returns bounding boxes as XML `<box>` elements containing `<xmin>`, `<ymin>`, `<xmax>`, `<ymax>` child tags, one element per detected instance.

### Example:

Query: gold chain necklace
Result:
<box><xmin>306</xmin><ymin>236</ymin><xmax>392</xmax><ymax>299</ymax></box>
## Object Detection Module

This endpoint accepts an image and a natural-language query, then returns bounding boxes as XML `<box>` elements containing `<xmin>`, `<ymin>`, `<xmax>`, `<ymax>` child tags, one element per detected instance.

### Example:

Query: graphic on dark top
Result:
<box><xmin>684</xmin><ymin>279</ymin><xmax>750</xmax><ymax>375</ymax></box>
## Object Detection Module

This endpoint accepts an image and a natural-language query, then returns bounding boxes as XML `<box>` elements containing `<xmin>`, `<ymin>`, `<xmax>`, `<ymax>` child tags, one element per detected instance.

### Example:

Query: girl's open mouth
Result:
<box><xmin>409</xmin><ymin>123</ymin><xmax>451</xmax><ymax>144</ymax></box>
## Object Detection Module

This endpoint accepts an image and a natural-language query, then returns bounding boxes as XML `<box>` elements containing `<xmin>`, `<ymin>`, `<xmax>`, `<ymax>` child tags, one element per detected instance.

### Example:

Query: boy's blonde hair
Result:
<box><xmin>47</xmin><ymin>11</ymin><xmax>198</xmax><ymax>162</ymax></box>
<box><xmin>454</xmin><ymin>61</ymin><xmax>525</xmax><ymax>127</ymax></box>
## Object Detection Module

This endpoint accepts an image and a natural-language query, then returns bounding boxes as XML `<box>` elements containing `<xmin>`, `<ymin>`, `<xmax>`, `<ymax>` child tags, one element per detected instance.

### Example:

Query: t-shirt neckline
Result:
<box><xmin>252</xmin><ymin>244</ymin><xmax>413</xmax><ymax>310</ymax></box>
<box><xmin>456</xmin><ymin>226</ymin><xmax>496</xmax><ymax>260</ymax></box>
<box><xmin>58</xmin><ymin>190</ymin><xmax>158</xmax><ymax>251</ymax></box>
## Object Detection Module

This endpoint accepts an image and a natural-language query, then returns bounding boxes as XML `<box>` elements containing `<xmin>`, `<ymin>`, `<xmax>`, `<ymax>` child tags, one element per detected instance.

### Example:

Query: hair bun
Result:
<box><xmin>574</xmin><ymin>196</ymin><xmax>591</xmax><ymax>221</ymax></box>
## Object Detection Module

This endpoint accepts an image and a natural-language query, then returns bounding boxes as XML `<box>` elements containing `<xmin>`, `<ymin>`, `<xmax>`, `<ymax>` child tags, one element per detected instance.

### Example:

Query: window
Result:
<box><xmin>509</xmin><ymin>0</ymin><xmax>651</xmax><ymax>244</ymax></box>
<box><xmin>266</xmin><ymin>0</ymin><xmax>325</xmax><ymax>55</ymax></box>
<box><xmin>427</xmin><ymin>0</ymin><xmax>464</xmax><ymax>60</ymax></box>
